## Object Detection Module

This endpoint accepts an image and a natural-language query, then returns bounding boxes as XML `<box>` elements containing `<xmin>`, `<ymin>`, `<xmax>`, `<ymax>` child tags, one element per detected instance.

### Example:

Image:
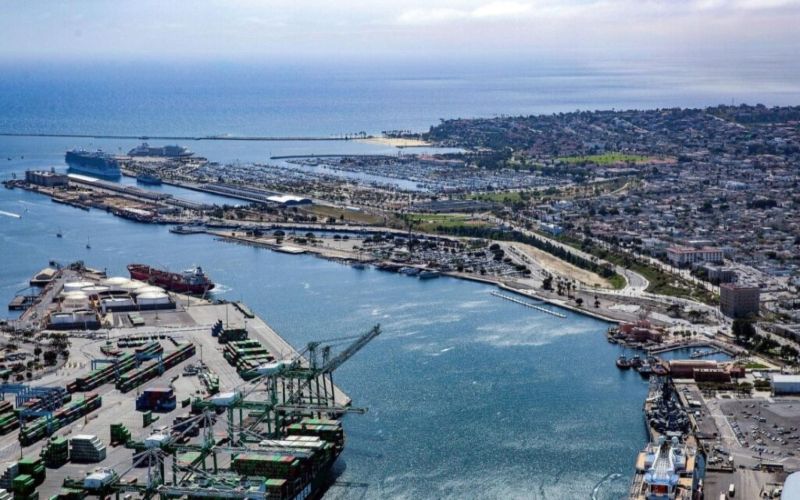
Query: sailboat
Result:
<box><xmin>56</xmin><ymin>228</ymin><xmax>63</xmax><ymax>238</ymax></box>
<box><xmin>86</xmin><ymin>237</ymin><xmax>91</xmax><ymax>249</ymax></box>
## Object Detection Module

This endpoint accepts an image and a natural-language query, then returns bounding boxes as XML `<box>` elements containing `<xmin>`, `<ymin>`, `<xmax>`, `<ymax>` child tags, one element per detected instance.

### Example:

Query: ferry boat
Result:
<box><xmin>127</xmin><ymin>263</ymin><xmax>215</xmax><ymax>295</ymax></box>
<box><xmin>136</xmin><ymin>173</ymin><xmax>163</xmax><ymax>185</ymax></box>
<box><xmin>65</xmin><ymin>150</ymin><xmax>121</xmax><ymax>179</ymax></box>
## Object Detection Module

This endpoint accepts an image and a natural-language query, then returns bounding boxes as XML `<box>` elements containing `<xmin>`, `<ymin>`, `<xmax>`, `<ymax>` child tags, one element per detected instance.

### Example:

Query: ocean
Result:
<box><xmin>0</xmin><ymin>57</ymin><xmax>769</xmax><ymax>498</ymax></box>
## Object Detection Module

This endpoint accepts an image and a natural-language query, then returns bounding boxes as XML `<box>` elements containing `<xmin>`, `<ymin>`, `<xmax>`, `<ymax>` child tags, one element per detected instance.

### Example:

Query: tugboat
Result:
<box><xmin>616</xmin><ymin>354</ymin><xmax>632</xmax><ymax>369</ymax></box>
<box><xmin>629</xmin><ymin>355</ymin><xmax>643</xmax><ymax>369</ymax></box>
<box><xmin>637</xmin><ymin>361</ymin><xmax>653</xmax><ymax>378</ymax></box>
<box><xmin>652</xmin><ymin>362</ymin><xmax>669</xmax><ymax>377</ymax></box>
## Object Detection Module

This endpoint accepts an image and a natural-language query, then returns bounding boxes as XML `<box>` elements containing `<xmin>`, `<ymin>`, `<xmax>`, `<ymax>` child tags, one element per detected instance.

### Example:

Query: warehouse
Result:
<box><xmin>772</xmin><ymin>374</ymin><xmax>800</xmax><ymax>395</ymax></box>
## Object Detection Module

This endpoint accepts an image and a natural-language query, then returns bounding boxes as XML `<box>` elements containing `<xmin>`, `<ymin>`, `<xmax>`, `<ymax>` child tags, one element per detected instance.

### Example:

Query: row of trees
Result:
<box><xmin>436</xmin><ymin>225</ymin><xmax>618</xmax><ymax>281</ymax></box>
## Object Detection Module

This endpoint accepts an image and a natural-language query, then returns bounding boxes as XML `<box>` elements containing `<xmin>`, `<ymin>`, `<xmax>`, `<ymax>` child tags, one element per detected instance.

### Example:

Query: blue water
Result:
<box><xmin>0</xmin><ymin>157</ymin><xmax>646</xmax><ymax>498</ymax></box>
<box><xmin>0</xmin><ymin>59</ymin><xmax>779</xmax><ymax>497</ymax></box>
<box><xmin>2</xmin><ymin>58</ymin><xmax>800</xmax><ymax>137</ymax></box>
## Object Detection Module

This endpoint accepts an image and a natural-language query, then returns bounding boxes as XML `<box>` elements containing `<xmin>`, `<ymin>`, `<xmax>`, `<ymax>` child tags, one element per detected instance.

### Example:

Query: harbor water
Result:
<box><xmin>0</xmin><ymin>142</ymin><xmax>650</xmax><ymax>498</ymax></box>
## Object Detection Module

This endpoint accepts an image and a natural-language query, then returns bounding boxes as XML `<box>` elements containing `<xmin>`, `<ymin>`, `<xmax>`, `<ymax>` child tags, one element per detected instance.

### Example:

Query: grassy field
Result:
<box><xmin>301</xmin><ymin>205</ymin><xmax>383</xmax><ymax>225</ymax></box>
<box><xmin>406</xmin><ymin>213</ymin><xmax>492</xmax><ymax>232</ymax></box>
<box><xmin>557</xmin><ymin>152</ymin><xmax>650</xmax><ymax>165</ymax></box>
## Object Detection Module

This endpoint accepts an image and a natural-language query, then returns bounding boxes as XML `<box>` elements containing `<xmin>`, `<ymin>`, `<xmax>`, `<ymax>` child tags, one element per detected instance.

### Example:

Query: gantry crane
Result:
<box><xmin>65</xmin><ymin>324</ymin><xmax>381</xmax><ymax>499</ymax></box>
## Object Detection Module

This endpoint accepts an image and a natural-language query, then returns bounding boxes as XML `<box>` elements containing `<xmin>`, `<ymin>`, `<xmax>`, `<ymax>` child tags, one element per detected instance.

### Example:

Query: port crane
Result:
<box><xmin>64</xmin><ymin>325</ymin><xmax>380</xmax><ymax>499</ymax></box>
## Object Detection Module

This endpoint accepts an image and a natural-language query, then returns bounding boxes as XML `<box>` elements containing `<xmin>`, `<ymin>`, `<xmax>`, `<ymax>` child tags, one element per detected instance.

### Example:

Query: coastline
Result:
<box><xmin>212</xmin><ymin>230</ymin><xmax>626</xmax><ymax>324</ymax></box>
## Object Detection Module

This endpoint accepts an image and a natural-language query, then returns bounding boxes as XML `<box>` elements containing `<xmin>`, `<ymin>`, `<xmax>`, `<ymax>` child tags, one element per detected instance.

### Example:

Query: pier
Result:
<box><xmin>490</xmin><ymin>291</ymin><xmax>567</xmax><ymax>318</ymax></box>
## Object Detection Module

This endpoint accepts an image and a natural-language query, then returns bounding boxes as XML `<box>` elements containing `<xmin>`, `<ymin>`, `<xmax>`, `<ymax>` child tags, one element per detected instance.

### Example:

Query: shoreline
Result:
<box><xmin>213</xmin><ymin>230</ymin><xmax>626</xmax><ymax>324</ymax></box>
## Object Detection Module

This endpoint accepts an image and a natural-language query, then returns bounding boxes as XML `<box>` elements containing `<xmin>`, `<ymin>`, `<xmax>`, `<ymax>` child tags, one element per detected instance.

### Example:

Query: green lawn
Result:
<box><xmin>405</xmin><ymin>213</ymin><xmax>492</xmax><ymax>232</ymax></box>
<box><xmin>557</xmin><ymin>152</ymin><xmax>650</xmax><ymax>165</ymax></box>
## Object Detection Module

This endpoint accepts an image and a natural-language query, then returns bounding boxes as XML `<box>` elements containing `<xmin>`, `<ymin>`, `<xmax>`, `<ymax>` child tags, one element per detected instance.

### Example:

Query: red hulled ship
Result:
<box><xmin>127</xmin><ymin>264</ymin><xmax>215</xmax><ymax>295</ymax></box>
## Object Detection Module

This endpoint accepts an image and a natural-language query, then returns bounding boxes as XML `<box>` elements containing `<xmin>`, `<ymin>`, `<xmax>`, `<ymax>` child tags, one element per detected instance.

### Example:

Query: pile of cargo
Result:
<box><xmin>260</xmin><ymin>435</ymin><xmax>335</xmax><ymax>471</ymax></box>
<box><xmin>231</xmin><ymin>454</ymin><xmax>303</xmax><ymax>481</ymax></box>
<box><xmin>110</xmin><ymin>423</ymin><xmax>132</xmax><ymax>446</ymax></box>
<box><xmin>199</xmin><ymin>370</ymin><xmax>219</xmax><ymax>395</ymax></box>
<box><xmin>117</xmin><ymin>343</ymin><xmax>195</xmax><ymax>393</ymax></box>
<box><xmin>212</xmin><ymin>320</ymin><xmax>248</xmax><ymax>343</ymax></box>
<box><xmin>41</xmin><ymin>436</ymin><xmax>69</xmax><ymax>467</ymax></box>
<box><xmin>0</xmin><ymin>401</ymin><xmax>18</xmax><ymax>435</ymax></box>
<box><xmin>50</xmin><ymin>488</ymin><xmax>85</xmax><ymax>499</ymax></box>
<box><xmin>135</xmin><ymin>387</ymin><xmax>177</xmax><ymax>412</ymax></box>
<box><xmin>67</xmin><ymin>342</ymin><xmax>163</xmax><ymax>392</ymax></box>
<box><xmin>285</xmin><ymin>418</ymin><xmax>344</xmax><ymax>453</ymax></box>
<box><xmin>11</xmin><ymin>474</ymin><xmax>37</xmax><ymax>500</ymax></box>
<box><xmin>69</xmin><ymin>435</ymin><xmax>107</xmax><ymax>463</ymax></box>
<box><xmin>16</xmin><ymin>388</ymin><xmax>71</xmax><ymax>416</ymax></box>
<box><xmin>19</xmin><ymin>394</ymin><xmax>102</xmax><ymax>446</ymax></box>
<box><xmin>12</xmin><ymin>456</ymin><xmax>45</xmax><ymax>499</ymax></box>
<box><xmin>223</xmin><ymin>340</ymin><xmax>274</xmax><ymax>379</ymax></box>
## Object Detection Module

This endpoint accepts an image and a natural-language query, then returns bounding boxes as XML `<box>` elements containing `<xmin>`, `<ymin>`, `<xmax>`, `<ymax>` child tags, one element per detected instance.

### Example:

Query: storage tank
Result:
<box><xmin>63</xmin><ymin>281</ymin><xmax>94</xmax><ymax>293</ymax></box>
<box><xmin>135</xmin><ymin>285</ymin><xmax>165</xmax><ymax>295</ymax></box>
<box><xmin>102</xmin><ymin>277</ymin><xmax>131</xmax><ymax>290</ymax></box>
<box><xmin>120</xmin><ymin>280</ymin><xmax>148</xmax><ymax>293</ymax></box>
<box><xmin>100</xmin><ymin>297</ymin><xmax>135</xmax><ymax>313</ymax></box>
<box><xmin>136</xmin><ymin>292</ymin><xmax>170</xmax><ymax>306</ymax></box>
<box><xmin>81</xmin><ymin>285</ymin><xmax>110</xmax><ymax>296</ymax></box>
<box><xmin>61</xmin><ymin>291</ymin><xmax>89</xmax><ymax>311</ymax></box>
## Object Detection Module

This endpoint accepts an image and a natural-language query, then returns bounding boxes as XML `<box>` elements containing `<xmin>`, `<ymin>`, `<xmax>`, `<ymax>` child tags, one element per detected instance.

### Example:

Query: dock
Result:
<box><xmin>490</xmin><ymin>291</ymin><xmax>567</xmax><ymax>318</ymax></box>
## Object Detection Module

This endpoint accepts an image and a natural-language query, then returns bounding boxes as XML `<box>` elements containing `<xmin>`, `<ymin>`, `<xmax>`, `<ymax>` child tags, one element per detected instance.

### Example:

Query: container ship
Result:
<box><xmin>127</xmin><ymin>264</ymin><xmax>215</xmax><ymax>294</ymax></box>
<box><xmin>128</xmin><ymin>142</ymin><xmax>193</xmax><ymax>157</ymax></box>
<box><xmin>65</xmin><ymin>150</ymin><xmax>121</xmax><ymax>179</ymax></box>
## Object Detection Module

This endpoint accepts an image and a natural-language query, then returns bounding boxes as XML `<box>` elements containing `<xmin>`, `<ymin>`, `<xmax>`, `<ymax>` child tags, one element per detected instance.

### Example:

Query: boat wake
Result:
<box><xmin>0</xmin><ymin>210</ymin><xmax>21</xmax><ymax>218</ymax></box>
<box><xmin>591</xmin><ymin>472</ymin><xmax>621</xmax><ymax>500</ymax></box>
<box><xmin>210</xmin><ymin>283</ymin><xmax>233</xmax><ymax>294</ymax></box>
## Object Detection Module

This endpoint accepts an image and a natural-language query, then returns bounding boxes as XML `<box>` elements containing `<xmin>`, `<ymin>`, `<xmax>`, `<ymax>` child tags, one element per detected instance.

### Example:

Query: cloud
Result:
<box><xmin>398</xmin><ymin>1</ymin><xmax>532</xmax><ymax>25</ymax></box>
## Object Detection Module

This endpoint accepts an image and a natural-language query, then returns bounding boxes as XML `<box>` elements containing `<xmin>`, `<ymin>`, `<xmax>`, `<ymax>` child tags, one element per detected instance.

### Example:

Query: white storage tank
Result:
<box><xmin>135</xmin><ymin>285</ymin><xmax>165</xmax><ymax>295</ymax></box>
<box><xmin>61</xmin><ymin>291</ymin><xmax>89</xmax><ymax>311</ymax></box>
<box><xmin>102</xmin><ymin>277</ymin><xmax>131</xmax><ymax>290</ymax></box>
<box><xmin>81</xmin><ymin>285</ymin><xmax>110</xmax><ymax>296</ymax></box>
<box><xmin>63</xmin><ymin>281</ymin><xmax>94</xmax><ymax>293</ymax></box>
<box><xmin>120</xmin><ymin>280</ymin><xmax>148</xmax><ymax>293</ymax></box>
<box><xmin>50</xmin><ymin>312</ymin><xmax>75</xmax><ymax>325</ymax></box>
<box><xmin>100</xmin><ymin>297</ymin><xmax>135</xmax><ymax>313</ymax></box>
<box><xmin>136</xmin><ymin>292</ymin><xmax>170</xmax><ymax>306</ymax></box>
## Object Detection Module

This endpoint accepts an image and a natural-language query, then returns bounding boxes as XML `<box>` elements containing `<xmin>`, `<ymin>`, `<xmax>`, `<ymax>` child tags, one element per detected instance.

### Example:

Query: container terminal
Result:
<box><xmin>0</xmin><ymin>261</ymin><xmax>378</xmax><ymax>499</ymax></box>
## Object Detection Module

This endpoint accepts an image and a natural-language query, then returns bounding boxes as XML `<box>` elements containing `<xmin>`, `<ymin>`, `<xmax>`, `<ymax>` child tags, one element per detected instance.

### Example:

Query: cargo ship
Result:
<box><xmin>65</xmin><ymin>150</ymin><xmax>121</xmax><ymax>179</ymax></box>
<box><xmin>127</xmin><ymin>264</ymin><xmax>215</xmax><ymax>294</ymax></box>
<box><xmin>128</xmin><ymin>142</ymin><xmax>193</xmax><ymax>157</ymax></box>
<box><xmin>135</xmin><ymin>173</ymin><xmax>163</xmax><ymax>185</ymax></box>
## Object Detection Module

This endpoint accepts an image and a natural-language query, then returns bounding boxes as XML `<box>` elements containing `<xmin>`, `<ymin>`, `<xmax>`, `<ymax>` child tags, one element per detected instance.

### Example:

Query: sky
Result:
<box><xmin>0</xmin><ymin>0</ymin><xmax>798</xmax><ymax>63</ymax></box>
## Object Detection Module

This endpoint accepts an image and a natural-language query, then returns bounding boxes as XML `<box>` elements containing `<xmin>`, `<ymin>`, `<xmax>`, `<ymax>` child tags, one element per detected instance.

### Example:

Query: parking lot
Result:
<box><xmin>719</xmin><ymin>398</ymin><xmax>800</xmax><ymax>467</ymax></box>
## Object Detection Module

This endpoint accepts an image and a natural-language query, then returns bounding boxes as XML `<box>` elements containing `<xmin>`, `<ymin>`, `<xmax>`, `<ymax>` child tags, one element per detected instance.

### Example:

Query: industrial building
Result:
<box><xmin>772</xmin><ymin>374</ymin><xmax>800</xmax><ymax>395</ymax></box>
<box><xmin>719</xmin><ymin>283</ymin><xmax>761</xmax><ymax>318</ymax></box>
<box><xmin>25</xmin><ymin>169</ymin><xmax>69</xmax><ymax>187</ymax></box>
